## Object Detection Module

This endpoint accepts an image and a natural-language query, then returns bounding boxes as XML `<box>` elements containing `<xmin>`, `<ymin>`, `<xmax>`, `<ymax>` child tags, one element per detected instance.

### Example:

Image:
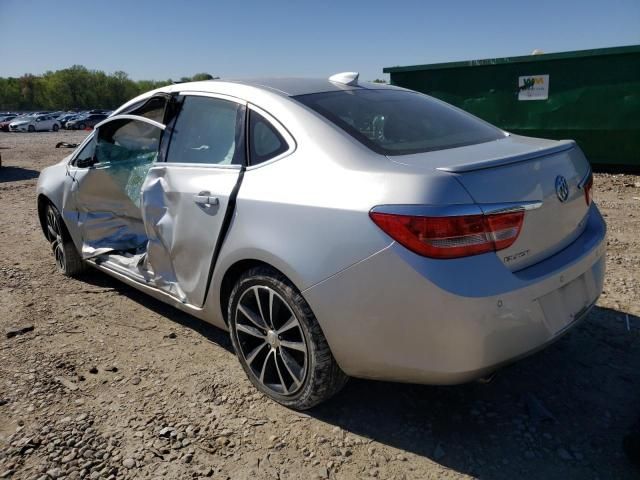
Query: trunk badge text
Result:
<box><xmin>555</xmin><ymin>175</ymin><xmax>570</xmax><ymax>203</ymax></box>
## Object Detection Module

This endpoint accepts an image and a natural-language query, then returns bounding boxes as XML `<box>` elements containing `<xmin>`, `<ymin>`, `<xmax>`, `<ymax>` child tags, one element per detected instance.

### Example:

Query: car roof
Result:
<box><xmin>167</xmin><ymin>77</ymin><xmax>403</xmax><ymax>97</ymax></box>
<box><xmin>115</xmin><ymin>76</ymin><xmax>406</xmax><ymax>117</ymax></box>
<box><xmin>224</xmin><ymin>77</ymin><xmax>401</xmax><ymax>96</ymax></box>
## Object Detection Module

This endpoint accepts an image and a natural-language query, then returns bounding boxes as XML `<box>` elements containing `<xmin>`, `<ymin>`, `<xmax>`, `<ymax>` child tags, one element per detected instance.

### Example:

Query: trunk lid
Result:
<box><xmin>388</xmin><ymin>135</ymin><xmax>592</xmax><ymax>270</ymax></box>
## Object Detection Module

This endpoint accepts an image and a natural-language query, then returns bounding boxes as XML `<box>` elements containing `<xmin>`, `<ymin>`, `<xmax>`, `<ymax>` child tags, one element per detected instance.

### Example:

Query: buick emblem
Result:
<box><xmin>555</xmin><ymin>175</ymin><xmax>569</xmax><ymax>203</ymax></box>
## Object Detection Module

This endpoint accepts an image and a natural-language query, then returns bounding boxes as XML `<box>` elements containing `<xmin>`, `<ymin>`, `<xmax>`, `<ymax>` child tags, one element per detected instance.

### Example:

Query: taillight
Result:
<box><xmin>583</xmin><ymin>175</ymin><xmax>593</xmax><ymax>206</ymax></box>
<box><xmin>370</xmin><ymin>210</ymin><xmax>524</xmax><ymax>259</ymax></box>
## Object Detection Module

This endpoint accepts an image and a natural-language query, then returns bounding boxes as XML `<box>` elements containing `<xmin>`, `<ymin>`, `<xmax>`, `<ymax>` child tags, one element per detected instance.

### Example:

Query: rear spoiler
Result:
<box><xmin>436</xmin><ymin>140</ymin><xmax>576</xmax><ymax>173</ymax></box>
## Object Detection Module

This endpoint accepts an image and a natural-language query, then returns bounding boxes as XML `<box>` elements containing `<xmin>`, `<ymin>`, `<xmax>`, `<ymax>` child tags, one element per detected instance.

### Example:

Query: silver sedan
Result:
<box><xmin>36</xmin><ymin>73</ymin><xmax>606</xmax><ymax>409</ymax></box>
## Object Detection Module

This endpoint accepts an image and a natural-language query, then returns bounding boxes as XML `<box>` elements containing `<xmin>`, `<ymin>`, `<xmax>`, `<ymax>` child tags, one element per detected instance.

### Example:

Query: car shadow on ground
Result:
<box><xmin>75</xmin><ymin>269</ymin><xmax>640</xmax><ymax>479</ymax></box>
<box><xmin>77</xmin><ymin>269</ymin><xmax>234</xmax><ymax>352</ymax></box>
<box><xmin>311</xmin><ymin>305</ymin><xmax>640</xmax><ymax>479</ymax></box>
<box><xmin>0</xmin><ymin>166</ymin><xmax>40</xmax><ymax>183</ymax></box>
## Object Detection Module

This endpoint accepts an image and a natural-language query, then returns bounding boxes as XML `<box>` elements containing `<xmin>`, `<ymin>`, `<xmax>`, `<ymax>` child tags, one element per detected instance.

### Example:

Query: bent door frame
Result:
<box><xmin>64</xmin><ymin>113</ymin><xmax>167</xmax><ymax>259</ymax></box>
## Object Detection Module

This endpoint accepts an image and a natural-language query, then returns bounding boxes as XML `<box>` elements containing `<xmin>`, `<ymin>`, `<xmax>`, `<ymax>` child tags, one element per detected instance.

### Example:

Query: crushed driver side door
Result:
<box><xmin>65</xmin><ymin>114</ymin><xmax>165</xmax><ymax>258</ymax></box>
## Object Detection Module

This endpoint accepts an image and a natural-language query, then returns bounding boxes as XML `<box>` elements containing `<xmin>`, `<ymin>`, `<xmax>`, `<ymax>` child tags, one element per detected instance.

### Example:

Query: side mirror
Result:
<box><xmin>76</xmin><ymin>156</ymin><xmax>98</xmax><ymax>168</ymax></box>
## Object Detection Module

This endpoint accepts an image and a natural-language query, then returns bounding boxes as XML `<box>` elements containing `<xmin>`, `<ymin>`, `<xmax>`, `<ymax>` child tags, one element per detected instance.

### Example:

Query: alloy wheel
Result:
<box><xmin>234</xmin><ymin>285</ymin><xmax>308</xmax><ymax>396</ymax></box>
<box><xmin>46</xmin><ymin>207</ymin><xmax>65</xmax><ymax>272</ymax></box>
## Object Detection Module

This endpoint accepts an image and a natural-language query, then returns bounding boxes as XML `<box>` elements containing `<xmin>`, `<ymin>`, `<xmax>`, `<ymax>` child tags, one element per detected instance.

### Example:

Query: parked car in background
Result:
<box><xmin>65</xmin><ymin>113</ymin><xmax>108</xmax><ymax>130</ymax></box>
<box><xmin>0</xmin><ymin>114</ymin><xmax>18</xmax><ymax>131</ymax></box>
<box><xmin>9</xmin><ymin>114</ymin><xmax>60</xmax><ymax>132</ymax></box>
<box><xmin>57</xmin><ymin>113</ymin><xmax>82</xmax><ymax>129</ymax></box>
<box><xmin>36</xmin><ymin>75</ymin><xmax>606</xmax><ymax>409</ymax></box>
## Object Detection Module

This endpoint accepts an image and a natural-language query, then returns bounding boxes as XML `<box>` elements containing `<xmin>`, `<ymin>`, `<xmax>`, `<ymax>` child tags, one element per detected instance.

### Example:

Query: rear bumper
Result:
<box><xmin>304</xmin><ymin>204</ymin><xmax>606</xmax><ymax>384</ymax></box>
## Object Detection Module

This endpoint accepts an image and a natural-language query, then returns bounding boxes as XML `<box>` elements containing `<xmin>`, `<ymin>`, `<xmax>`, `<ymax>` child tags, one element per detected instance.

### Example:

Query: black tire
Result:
<box><xmin>45</xmin><ymin>204</ymin><xmax>85</xmax><ymax>277</ymax></box>
<box><xmin>28</xmin><ymin>125</ymin><xmax>35</xmax><ymax>132</ymax></box>
<box><xmin>228</xmin><ymin>266</ymin><xmax>348</xmax><ymax>410</ymax></box>
<box><xmin>52</xmin><ymin>124</ymin><xmax>59</xmax><ymax>132</ymax></box>
<box><xmin>78</xmin><ymin>123</ymin><xmax>86</xmax><ymax>130</ymax></box>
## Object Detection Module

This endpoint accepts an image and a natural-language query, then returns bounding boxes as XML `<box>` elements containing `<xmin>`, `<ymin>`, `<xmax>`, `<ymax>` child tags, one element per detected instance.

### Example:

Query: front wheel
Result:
<box><xmin>228</xmin><ymin>266</ymin><xmax>348</xmax><ymax>410</ymax></box>
<box><xmin>28</xmin><ymin>125</ymin><xmax>35</xmax><ymax>132</ymax></box>
<box><xmin>45</xmin><ymin>204</ymin><xmax>85</xmax><ymax>277</ymax></box>
<box><xmin>78</xmin><ymin>123</ymin><xmax>86</xmax><ymax>130</ymax></box>
<box><xmin>52</xmin><ymin>124</ymin><xmax>59</xmax><ymax>132</ymax></box>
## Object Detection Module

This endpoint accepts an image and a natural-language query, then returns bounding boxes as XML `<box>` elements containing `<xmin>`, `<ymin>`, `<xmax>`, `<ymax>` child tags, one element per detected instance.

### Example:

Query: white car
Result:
<box><xmin>9</xmin><ymin>114</ymin><xmax>61</xmax><ymax>132</ymax></box>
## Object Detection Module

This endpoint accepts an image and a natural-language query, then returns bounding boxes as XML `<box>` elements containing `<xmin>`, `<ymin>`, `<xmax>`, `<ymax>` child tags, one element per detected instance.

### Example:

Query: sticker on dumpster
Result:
<box><xmin>518</xmin><ymin>74</ymin><xmax>549</xmax><ymax>100</ymax></box>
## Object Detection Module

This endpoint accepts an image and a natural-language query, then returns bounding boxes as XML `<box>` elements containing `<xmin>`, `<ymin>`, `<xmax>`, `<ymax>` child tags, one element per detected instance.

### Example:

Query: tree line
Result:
<box><xmin>0</xmin><ymin>65</ymin><xmax>217</xmax><ymax>111</ymax></box>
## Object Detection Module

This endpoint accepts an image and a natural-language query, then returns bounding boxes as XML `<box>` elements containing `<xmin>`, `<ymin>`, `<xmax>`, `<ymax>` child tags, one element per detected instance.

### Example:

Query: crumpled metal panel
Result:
<box><xmin>139</xmin><ymin>164</ymin><xmax>241</xmax><ymax>306</ymax></box>
<box><xmin>73</xmin><ymin>166</ymin><xmax>149</xmax><ymax>258</ymax></box>
<box><xmin>70</xmin><ymin>143</ymin><xmax>158</xmax><ymax>258</ymax></box>
<box><xmin>139</xmin><ymin>171</ymin><xmax>187</xmax><ymax>302</ymax></box>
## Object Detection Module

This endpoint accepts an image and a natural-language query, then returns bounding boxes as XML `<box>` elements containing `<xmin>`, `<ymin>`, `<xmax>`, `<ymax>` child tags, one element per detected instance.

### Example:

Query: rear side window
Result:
<box><xmin>166</xmin><ymin>96</ymin><xmax>245</xmax><ymax>165</ymax></box>
<box><xmin>294</xmin><ymin>89</ymin><xmax>503</xmax><ymax>155</ymax></box>
<box><xmin>249</xmin><ymin>110</ymin><xmax>288</xmax><ymax>165</ymax></box>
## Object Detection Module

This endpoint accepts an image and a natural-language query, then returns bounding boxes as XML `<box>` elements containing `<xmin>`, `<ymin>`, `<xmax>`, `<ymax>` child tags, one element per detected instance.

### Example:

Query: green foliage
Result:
<box><xmin>191</xmin><ymin>73</ymin><xmax>219</xmax><ymax>81</ymax></box>
<box><xmin>0</xmin><ymin>67</ymin><xmax>218</xmax><ymax>111</ymax></box>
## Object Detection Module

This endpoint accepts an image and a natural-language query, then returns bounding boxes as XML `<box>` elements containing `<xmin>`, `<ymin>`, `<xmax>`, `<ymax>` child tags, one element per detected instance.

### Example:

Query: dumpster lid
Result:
<box><xmin>383</xmin><ymin>44</ymin><xmax>640</xmax><ymax>73</ymax></box>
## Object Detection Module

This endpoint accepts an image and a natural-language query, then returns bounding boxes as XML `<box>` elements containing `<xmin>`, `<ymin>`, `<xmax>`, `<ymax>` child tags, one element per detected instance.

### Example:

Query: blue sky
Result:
<box><xmin>1</xmin><ymin>0</ymin><xmax>639</xmax><ymax>81</ymax></box>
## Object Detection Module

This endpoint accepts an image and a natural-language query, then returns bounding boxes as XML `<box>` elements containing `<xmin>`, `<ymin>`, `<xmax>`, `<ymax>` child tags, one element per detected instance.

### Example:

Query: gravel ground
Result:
<box><xmin>1</xmin><ymin>130</ymin><xmax>639</xmax><ymax>480</ymax></box>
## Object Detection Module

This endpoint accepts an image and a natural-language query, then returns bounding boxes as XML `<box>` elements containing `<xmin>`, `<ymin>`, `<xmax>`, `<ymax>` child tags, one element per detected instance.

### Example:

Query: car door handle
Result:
<box><xmin>193</xmin><ymin>192</ymin><xmax>219</xmax><ymax>207</ymax></box>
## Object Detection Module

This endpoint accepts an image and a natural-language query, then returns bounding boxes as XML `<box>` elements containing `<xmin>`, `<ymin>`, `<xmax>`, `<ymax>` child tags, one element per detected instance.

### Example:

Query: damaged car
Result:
<box><xmin>36</xmin><ymin>74</ymin><xmax>606</xmax><ymax>409</ymax></box>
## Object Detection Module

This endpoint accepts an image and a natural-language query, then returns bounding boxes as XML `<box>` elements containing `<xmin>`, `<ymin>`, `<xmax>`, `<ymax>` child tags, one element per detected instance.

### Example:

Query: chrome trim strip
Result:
<box><xmin>370</xmin><ymin>201</ymin><xmax>542</xmax><ymax>218</ymax></box>
<box><xmin>436</xmin><ymin>140</ymin><xmax>575</xmax><ymax>173</ymax></box>
<box><xmin>95</xmin><ymin>114</ymin><xmax>166</xmax><ymax>131</ymax></box>
<box><xmin>161</xmin><ymin>162</ymin><xmax>242</xmax><ymax>170</ymax></box>
<box><xmin>480</xmin><ymin>201</ymin><xmax>543</xmax><ymax>215</ymax></box>
<box><xmin>577</xmin><ymin>168</ymin><xmax>593</xmax><ymax>190</ymax></box>
<box><xmin>370</xmin><ymin>204</ymin><xmax>483</xmax><ymax>217</ymax></box>
<box><xmin>177</xmin><ymin>90</ymin><xmax>248</xmax><ymax>106</ymax></box>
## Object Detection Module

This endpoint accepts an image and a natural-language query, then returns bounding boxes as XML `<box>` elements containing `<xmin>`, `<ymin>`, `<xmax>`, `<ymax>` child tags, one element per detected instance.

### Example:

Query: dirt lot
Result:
<box><xmin>0</xmin><ymin>130</ymin><xmax>639</xmax><ymax>480</ymax></box>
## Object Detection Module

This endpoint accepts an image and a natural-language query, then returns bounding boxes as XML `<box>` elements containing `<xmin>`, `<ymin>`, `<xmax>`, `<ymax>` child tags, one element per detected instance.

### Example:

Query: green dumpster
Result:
<box><xmin>384</xmin><ymin>45</ymin><xmax>640</xmax><ymax>168</ymax></box>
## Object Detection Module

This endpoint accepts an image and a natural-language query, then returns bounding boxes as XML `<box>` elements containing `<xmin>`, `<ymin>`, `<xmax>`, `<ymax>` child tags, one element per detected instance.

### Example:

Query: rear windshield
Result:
<box><xmin>294</xmin><ymin>89</ymin><xmax>503</xmax><ymax>155</ymax></box>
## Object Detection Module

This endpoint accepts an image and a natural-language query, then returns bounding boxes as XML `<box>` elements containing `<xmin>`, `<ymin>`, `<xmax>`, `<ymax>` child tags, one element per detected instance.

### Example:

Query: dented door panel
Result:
<box><xmin>140</xmin><ymin>165</ymin><xmax>241</xmax><ymax>305</ymax></box>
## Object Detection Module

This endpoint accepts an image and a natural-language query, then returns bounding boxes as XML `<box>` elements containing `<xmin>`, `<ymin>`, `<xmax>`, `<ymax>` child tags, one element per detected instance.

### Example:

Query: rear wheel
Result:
<box><xmin>52</xmin><ymin>124</ymin><xmax>59</xmax><ymax>132</ymax></box>
<box><xmin>45</xmin><ymin>204</ymin><xmax>85</xmax><ymax>277</ymax></box>
<box><xmin>78</xmin><ymin>123</ymin><xmax>86</xmax><ymax>130</ymax></box>
<box><xmin>228</xmin><ymin>266</ymin><xmax>347</xmax><ymax>410</ymax></box>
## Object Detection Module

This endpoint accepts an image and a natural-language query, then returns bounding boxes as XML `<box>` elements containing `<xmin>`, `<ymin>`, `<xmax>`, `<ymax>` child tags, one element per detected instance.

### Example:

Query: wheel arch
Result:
<box><xmin>219</xmin><ymin>258</ymin><xmax>288</xmax><ymax>325</ymax></box>
<box><xmin>37</xmin><ymin>194</ymin><xmax>54</xmax><ymax>241</ymax></box>
<box><xmin>37</xmin><ymin>194</ymin><xmax>72</xmax><ymax>242</ymax></box>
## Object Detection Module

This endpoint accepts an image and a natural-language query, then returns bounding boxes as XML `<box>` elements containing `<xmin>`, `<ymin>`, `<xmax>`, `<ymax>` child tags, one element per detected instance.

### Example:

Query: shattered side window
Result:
<box><xmin>95</xmin><ymin>118</ymin><xmax>162</xmax><ymax>205</ymax></box>
<box><xmin>130</xmin><ymin>96</ymin><xmax>167</xmax><ymax>123</ymax></box>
